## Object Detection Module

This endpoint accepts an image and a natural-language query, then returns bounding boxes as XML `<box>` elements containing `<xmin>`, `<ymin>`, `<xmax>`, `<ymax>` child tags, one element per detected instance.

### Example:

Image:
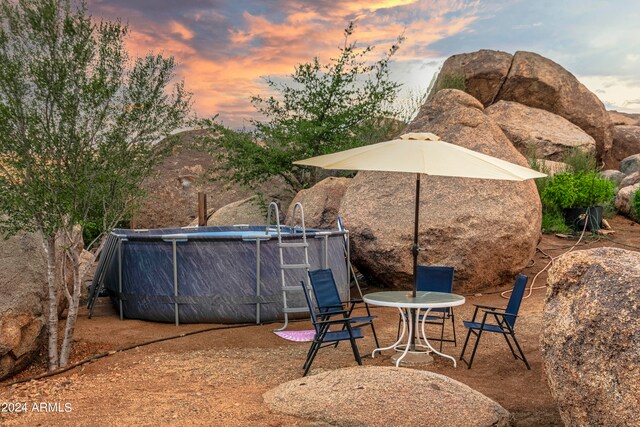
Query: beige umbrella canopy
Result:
<box><xmin>293</xmin><ymin>132</ymin><xmax>546</xmax><ymax>296</ymax></box>
<box><xmin>294</xmin><ymin>132</ymin><xmax>547</xmax><ymax>180</ymax></box>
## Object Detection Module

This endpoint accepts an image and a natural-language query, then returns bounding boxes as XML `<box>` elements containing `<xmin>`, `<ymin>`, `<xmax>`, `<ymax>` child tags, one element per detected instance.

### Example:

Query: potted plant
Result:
<box><xmin>542</xmin><ymin>171</ymin><xmax>615</xmax><ymax>231</ymax></box>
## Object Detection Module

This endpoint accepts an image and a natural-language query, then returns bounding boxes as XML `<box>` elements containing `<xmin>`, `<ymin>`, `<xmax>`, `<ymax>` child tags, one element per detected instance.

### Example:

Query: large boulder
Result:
<box><xmin>537</xmin><ymin>159</ymin><xmax>568</xmax><ymax>176</ymax></box>
<box><xmin>619</xmin><ymin>171</ymin><xmax>640</xmax><ymax>189</ymax></box>
<box><xmin>0</xmin><ymin>232</ymin><xmax>47</xmax><ymax>380</ymax></box>
<box><xmin>485</xmin><ymin>100</ymin><xmax>595</xmax><ymax>160</ymax></box>
<box><xmin>495</xmin><ymin>51</ymin><xmax>613</xmax><ymax>159</ymax></box>
<box><xmin>340</xmin><ymin>90</ymin><xmax>541</xmax><ymax>292</ymax></box>
<box><xmin>188</xmin><ymin>196</ymin><xmax>265</xmax><ymax>226</ymax></box>
<box><xmin>609</xmin><ymin>125</ymin><xmax>640</xmax><ymax>167</ymax></box>
<box><xmin>285</xmin><ymin>177</ymin><xmax>351</xmax><ymax>229</ymax></box>
<box><xmin>601</xmin><ymin>169</ymin><xmax>626</xmax><ymax>187</ymax></box>
<box><xmin>428</xmin><ymin>49</ymin><xmax>512</xmax><ymax>106</ymax></box>
<box><xmin>132</xmin><ymin>130</ymin><xmax>293</xmax><ymax>229</ymax></box>
<box><xmin>543</xmin><ymin>248</ymin><xmax>640</xmax><ymax>427</ymax></box>
<box><xmin>264</xmin><ymin>366</ymin><xmax>512</xmax><ymax>427</ymax></box>
<box><xmin>619</xmin><ymin>153</ymin><xmax>640</xmax><ymax>175</ymax></box>
<box><xmin>0</xmin><ymin>229</ymin><xmax>87</xmax><ymax>380</ymax></box>
<box><xmin>614</xmin><ymin>183</ymin><xmax>640</xmax><ymax>216</ymax></box>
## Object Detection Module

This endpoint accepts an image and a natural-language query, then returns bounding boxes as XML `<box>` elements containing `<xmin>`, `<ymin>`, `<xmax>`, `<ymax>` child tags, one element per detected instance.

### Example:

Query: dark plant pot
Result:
<box><xmin>563</xmin><ymin>206</ymin><xmax>603</xmax><ymax>231</ymax></box>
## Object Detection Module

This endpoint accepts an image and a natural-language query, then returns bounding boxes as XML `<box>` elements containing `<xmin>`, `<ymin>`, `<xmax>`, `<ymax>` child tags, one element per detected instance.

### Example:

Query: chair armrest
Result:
<box><xmin>317</xmin><ymin>303</ymin><xmax>345</xmax><ymax>310</ymax></box>
<box><xmin>314</xmin><ymin>317</ymin><xmax>356</xmax><ymax>326</ymax></box>
<box><xmin>483</xmin><ymin>310</ymin><xmax>518</xmax><ymax>318</ymax></box>
<box><xmin>473</xmin><ymin>304</ymin><xmax>505</xmax><ymax>311</ymax></box>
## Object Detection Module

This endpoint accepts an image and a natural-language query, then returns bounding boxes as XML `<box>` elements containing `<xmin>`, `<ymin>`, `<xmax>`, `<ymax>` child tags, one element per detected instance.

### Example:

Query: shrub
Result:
<box><xmin>542</xmin><ymin>171</ymin><xmax>615</xmax><ymax>209</ymax></box>
<box><xmin>633</xmin><ymin>190</ymin><xmax>640</xmax><ymax>221</ymax></box>
<box><xmin>541</xmin><ymin>208</ymin><xmax>571</xmax><ymax>233</ymax></box>
<box><xmin>438</xmin><ymin>73</ymin><xmax>466</xmax><ymax>91</ymax></box>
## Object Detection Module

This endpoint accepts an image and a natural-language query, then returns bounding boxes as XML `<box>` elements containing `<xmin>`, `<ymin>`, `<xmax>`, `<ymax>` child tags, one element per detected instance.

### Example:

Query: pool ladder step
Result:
<box><xmin>278</xmin><ymin>242</ymin><xmax>309</xmax><ymax>248</ymax></box>
<box><xmin>280</xmin><ymin>263</ymin><xmax>311</xmax><ymax>270</ymax></box>
<box><xmin>269</xmin><ymin>201</ymin><xmax>312</xmax><ymax>332</ymax></box>
<box><xmin>283</xmin><ymin>307</ymin><xmax>309</xmax><ymax>313</ymax></box>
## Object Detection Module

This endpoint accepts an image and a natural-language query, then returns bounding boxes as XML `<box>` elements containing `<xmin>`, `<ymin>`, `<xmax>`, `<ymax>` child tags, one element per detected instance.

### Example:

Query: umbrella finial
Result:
<box><xmin>400</xmin><ymin>132</ymin><xmax>440</xmax><ymax>141</ymax></box>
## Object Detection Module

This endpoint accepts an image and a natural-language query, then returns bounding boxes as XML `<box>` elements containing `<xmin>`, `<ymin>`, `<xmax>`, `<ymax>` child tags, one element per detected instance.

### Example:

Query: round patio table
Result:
<box><xmin>363</xmin><ymin>291</ymin><xmax>465</xmax><ymax>367</ymax></box>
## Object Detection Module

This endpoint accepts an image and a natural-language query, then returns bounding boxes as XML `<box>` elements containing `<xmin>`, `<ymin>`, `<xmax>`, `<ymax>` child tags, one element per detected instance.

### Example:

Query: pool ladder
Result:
<box><xmin>268</xmin><ymin>202</ymin><xmax>311</xmax><ymax>331</ymax></box>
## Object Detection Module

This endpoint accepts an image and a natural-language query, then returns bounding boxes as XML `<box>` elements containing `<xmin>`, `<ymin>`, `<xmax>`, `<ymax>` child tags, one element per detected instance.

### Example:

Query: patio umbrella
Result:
<box><xmin>293</xmin><ymin>132</ymin><xmax>546</xmax><ymax>297</ymax></box>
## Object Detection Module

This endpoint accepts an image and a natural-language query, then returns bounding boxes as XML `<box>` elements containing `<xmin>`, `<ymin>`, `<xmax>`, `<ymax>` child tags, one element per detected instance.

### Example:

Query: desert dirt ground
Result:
<box><xmin>1</xmin><ymin>215</ymin><xmax>638</xmax><ymax>426</ymax></box>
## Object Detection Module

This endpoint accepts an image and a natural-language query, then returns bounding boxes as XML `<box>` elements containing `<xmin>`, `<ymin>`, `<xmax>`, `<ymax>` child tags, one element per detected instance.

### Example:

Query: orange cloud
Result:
<box><xmin>169</xmin><ymin>21</ymin><xmax>195</xmax><ymax>41</ymax></box>
<box><xmin>110</xmin><ymin>0</ymin><xmax>480</xmax><ymax>126</ymax></box>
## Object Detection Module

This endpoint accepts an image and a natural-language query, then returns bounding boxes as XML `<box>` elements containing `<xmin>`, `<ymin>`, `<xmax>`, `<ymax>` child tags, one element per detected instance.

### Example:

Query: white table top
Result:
<box><xmin>363</xmin><ymin>291</ymin><xmax>465</xmax><ymax>309</ymax></box>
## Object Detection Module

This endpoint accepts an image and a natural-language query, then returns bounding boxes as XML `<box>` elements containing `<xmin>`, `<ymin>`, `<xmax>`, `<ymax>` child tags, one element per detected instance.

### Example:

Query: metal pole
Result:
<box><xmin>172</xmin><ymin>239</ymin><xmax>179</xmax><ymax>326</ymax></box>
<box><xmin>412</xmin><ymin>173</ymin><xmax>421</xmax><ymax>297</ymax></box>
<box><xmin>255</xmin><ymin>238</ymin><xmax>261</xmax><ymax>324</ymax></box>
<box><xmin>409</xmin><ymin>173</ymin><xmax>421</xmax><ymax>351</ymax></box>
<box><xmin>322</xmin><ymin>235</ymin><xmax>329</xmax><ymax>269</ymax></box>
<box><xmin>118</xmin><ymin>239</ymin><xmax>123</xmax><ymax>321</ymax></box>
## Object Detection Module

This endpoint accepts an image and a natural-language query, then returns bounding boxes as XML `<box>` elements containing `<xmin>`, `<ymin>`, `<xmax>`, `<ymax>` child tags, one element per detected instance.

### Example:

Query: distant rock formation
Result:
<box><xmin>340</xmin><ymin>89</ymin><xmax>541</xmax><ymax>292</ymax></box>
<box><xmin>132</xmin><ymin>130</ymin><xmax>293</xmax><ymax>229</ymax></box>
<box><xmin>430</xmin><ymin>49</ymin><xmax>613</xmax><ymax>161</ymax></box>
<box><xmin>543</xmin><ymin>248</ymin><xmax>640</xmax><ymax>427</ymax></box>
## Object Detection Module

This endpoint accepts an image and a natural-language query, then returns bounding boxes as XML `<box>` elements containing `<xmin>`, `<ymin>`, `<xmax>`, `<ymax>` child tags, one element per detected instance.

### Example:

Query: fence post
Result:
<box><xmin>198</xmin><ymin>192</ymin><xmax>207</xmax><ymax>226</ymax></box>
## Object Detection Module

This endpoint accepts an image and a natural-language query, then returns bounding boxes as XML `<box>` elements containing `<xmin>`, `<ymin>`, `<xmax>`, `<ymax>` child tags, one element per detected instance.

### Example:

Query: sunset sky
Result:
<box><xmin>87</xmin><ymin>0</ymin><xmax>640</xmax><ymax>128</ymax></box>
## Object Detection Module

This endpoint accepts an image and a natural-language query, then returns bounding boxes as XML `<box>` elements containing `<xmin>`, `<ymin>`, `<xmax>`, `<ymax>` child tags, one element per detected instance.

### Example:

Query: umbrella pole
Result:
<box><xmin>408</xmin><ymin>173</ymin><xmax>421</xmax><ymax>351</ymax></box>
<box><xmin>412</xmin><ymin>173</ymin><xmax>420</xmax><ymax>298</ymax></box>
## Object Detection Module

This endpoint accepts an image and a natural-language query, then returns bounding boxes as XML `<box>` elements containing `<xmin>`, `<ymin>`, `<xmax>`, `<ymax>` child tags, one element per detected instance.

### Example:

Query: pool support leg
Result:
<box><xmin>172</xmin><ymin>239</ymin><xmax>179</xmax><ymax>326</ymax></box>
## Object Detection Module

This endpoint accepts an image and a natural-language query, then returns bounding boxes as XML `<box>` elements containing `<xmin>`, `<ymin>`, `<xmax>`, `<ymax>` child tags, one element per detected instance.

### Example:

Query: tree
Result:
<box><xmin>0</xmin><ymin>0</ymin><xmax>191</xmax><ymax>370</ymax></box>
<box><xmin>202</xmin><ymin>22</ymin><xmax>404</xmax><ymax>193</ymax></box>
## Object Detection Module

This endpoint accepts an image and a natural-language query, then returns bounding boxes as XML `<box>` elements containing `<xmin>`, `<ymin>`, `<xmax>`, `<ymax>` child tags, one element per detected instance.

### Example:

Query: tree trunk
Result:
<box><xmin>42</xmin><ymin>233</ymin><xmax>59</xmax><ymax>371</ymax></box>
<box><xmin>59</xmin><ymin>229</ymin><xmax>82</xmax><ymax>367</ymax></box>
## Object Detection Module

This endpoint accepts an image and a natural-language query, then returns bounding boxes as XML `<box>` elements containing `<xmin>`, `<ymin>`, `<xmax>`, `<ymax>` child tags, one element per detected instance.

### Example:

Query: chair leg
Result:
<box><xmin>459</xmin><ymin>328</ymin><xmax>473</xmax><ymax>364</ymax></box>
<box><xmin>439</xmin><ymin>318</ymin><xmax>445</xmax><ymax>352</ymax></box>
<box><xmin>303</xmin><ymin>340</ymin><xmax>321</xmax><ymax>376</ymax></box>
<box><xmin>467</xmin><ymin>328</ymin><xmax>484</xmax><ymax>369</ymax></box>
<box><xmin>502</xmin><ymin>331</ymin><xmax>518</xmax><ymax>360</ymax></box>
<box><xmin>370</xmin><ymin>322</ymin><xmax>380</xmax><ymax>348</ymax></box>
<box><xmin>346</xmin><ymin>328</ymin><xmax>362</xmax><ymax>365</ymax></box>
<box><xmin>509</xmin><ymin>332</ymin><xmax>531</xmax><ymax>370</ymax></box>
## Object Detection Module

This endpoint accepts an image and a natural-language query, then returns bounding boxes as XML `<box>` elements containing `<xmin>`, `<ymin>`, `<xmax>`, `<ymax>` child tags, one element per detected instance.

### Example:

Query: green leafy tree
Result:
<box><xmin>202</xmin><ymin>22</ymin><xmax>405</xmax><ymax>193</ymax></box>
<box><xmin>0</xmin><ymin>0</ymin><xmax>191</xmax><ymax>370</ymax></box>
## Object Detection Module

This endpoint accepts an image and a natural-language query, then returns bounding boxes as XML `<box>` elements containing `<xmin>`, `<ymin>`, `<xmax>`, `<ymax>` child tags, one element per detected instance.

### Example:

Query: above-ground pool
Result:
<box><xmin>102</xmin><ymin>225</ymin><xmax>350</xmax><ymax>324</ymax></box>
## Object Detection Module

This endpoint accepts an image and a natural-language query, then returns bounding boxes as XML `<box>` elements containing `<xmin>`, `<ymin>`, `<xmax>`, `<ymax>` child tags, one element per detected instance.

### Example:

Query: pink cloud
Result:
<box><xmin>97</xmin><ymin>0</ymin><xmax>480</xmax><ymax>126</ymax></box>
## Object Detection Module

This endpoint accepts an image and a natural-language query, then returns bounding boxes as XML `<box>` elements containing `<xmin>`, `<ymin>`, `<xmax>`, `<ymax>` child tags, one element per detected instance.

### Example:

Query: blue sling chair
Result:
<box><xmin>459</xmin><ymin>273</ymin><xmax>531</xmax><ymax>369</ymax></box>
<box><xmin>396</xmin><ymin>265</ymin><xmax>457</xmax><ymax>352</ymax></box>
<box><xmin>300</xmin><ymin>275</ymin><xmax>363</xmax><ymax>376</ymax></box>
<box><xmin>308</xmin><ymin>269</ymin><xmax>379</xmax><ymax>347</ymax></box>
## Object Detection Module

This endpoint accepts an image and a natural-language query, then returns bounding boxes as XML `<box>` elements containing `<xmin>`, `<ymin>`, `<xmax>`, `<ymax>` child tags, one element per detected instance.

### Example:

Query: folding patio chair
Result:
<box><xmin>396</xmin><ymin>265</ymin><xmax>456</xmax><ymax>351</ymax></box>
<box><xmin>300</xmin><ymin>279</ymin><xmax>363</xmax><ymax>376</ymax></box>
<box><xmin>308</xmin><ymin>268</ymin><xmax>379</xmax><ymax>348</ymax></box>
<box><xmin>459</xmin><ymin>273</ymin><xmax>530</xmax><ymax>369</ymax></box>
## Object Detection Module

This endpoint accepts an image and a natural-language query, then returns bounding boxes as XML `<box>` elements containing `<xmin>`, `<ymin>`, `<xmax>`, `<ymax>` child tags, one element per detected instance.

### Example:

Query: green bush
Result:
<box><xmin>633</xmin><ymin>190</ymin><xmax>640</xmax><ymax>221</ymax></box>
<box><xmin>562</xmin><ymin>148</ymin><xmax>597</xmax><ymax>174</ymax></box>
<box><xmin>541</xmin><ymin>208</ymin><xmax>571</xmax><ymax>233</ymax></box>
<box><xmin>438</xmin><ymin>73</ymin><xmax>466</xmax><ymax>91</ymax></box>
<box><xmin>542</xmin><ymin>171</ymin><xmax>615</xmax><ymax>209</ymax></box>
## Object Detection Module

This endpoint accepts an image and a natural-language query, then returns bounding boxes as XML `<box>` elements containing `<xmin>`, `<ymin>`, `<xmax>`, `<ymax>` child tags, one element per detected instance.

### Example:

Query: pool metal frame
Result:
<box><xmin>90</xmin><ymin>225</ymin><xmax>350</xmax><ymax>326</ymax></box>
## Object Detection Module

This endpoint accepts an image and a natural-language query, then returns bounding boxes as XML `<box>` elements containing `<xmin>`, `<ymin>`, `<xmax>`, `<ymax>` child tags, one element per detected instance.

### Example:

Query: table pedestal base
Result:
<box><xmin>391</xmin><ymin>351</ymin><xmax>433</xmax><ymax>367</ymax></box>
